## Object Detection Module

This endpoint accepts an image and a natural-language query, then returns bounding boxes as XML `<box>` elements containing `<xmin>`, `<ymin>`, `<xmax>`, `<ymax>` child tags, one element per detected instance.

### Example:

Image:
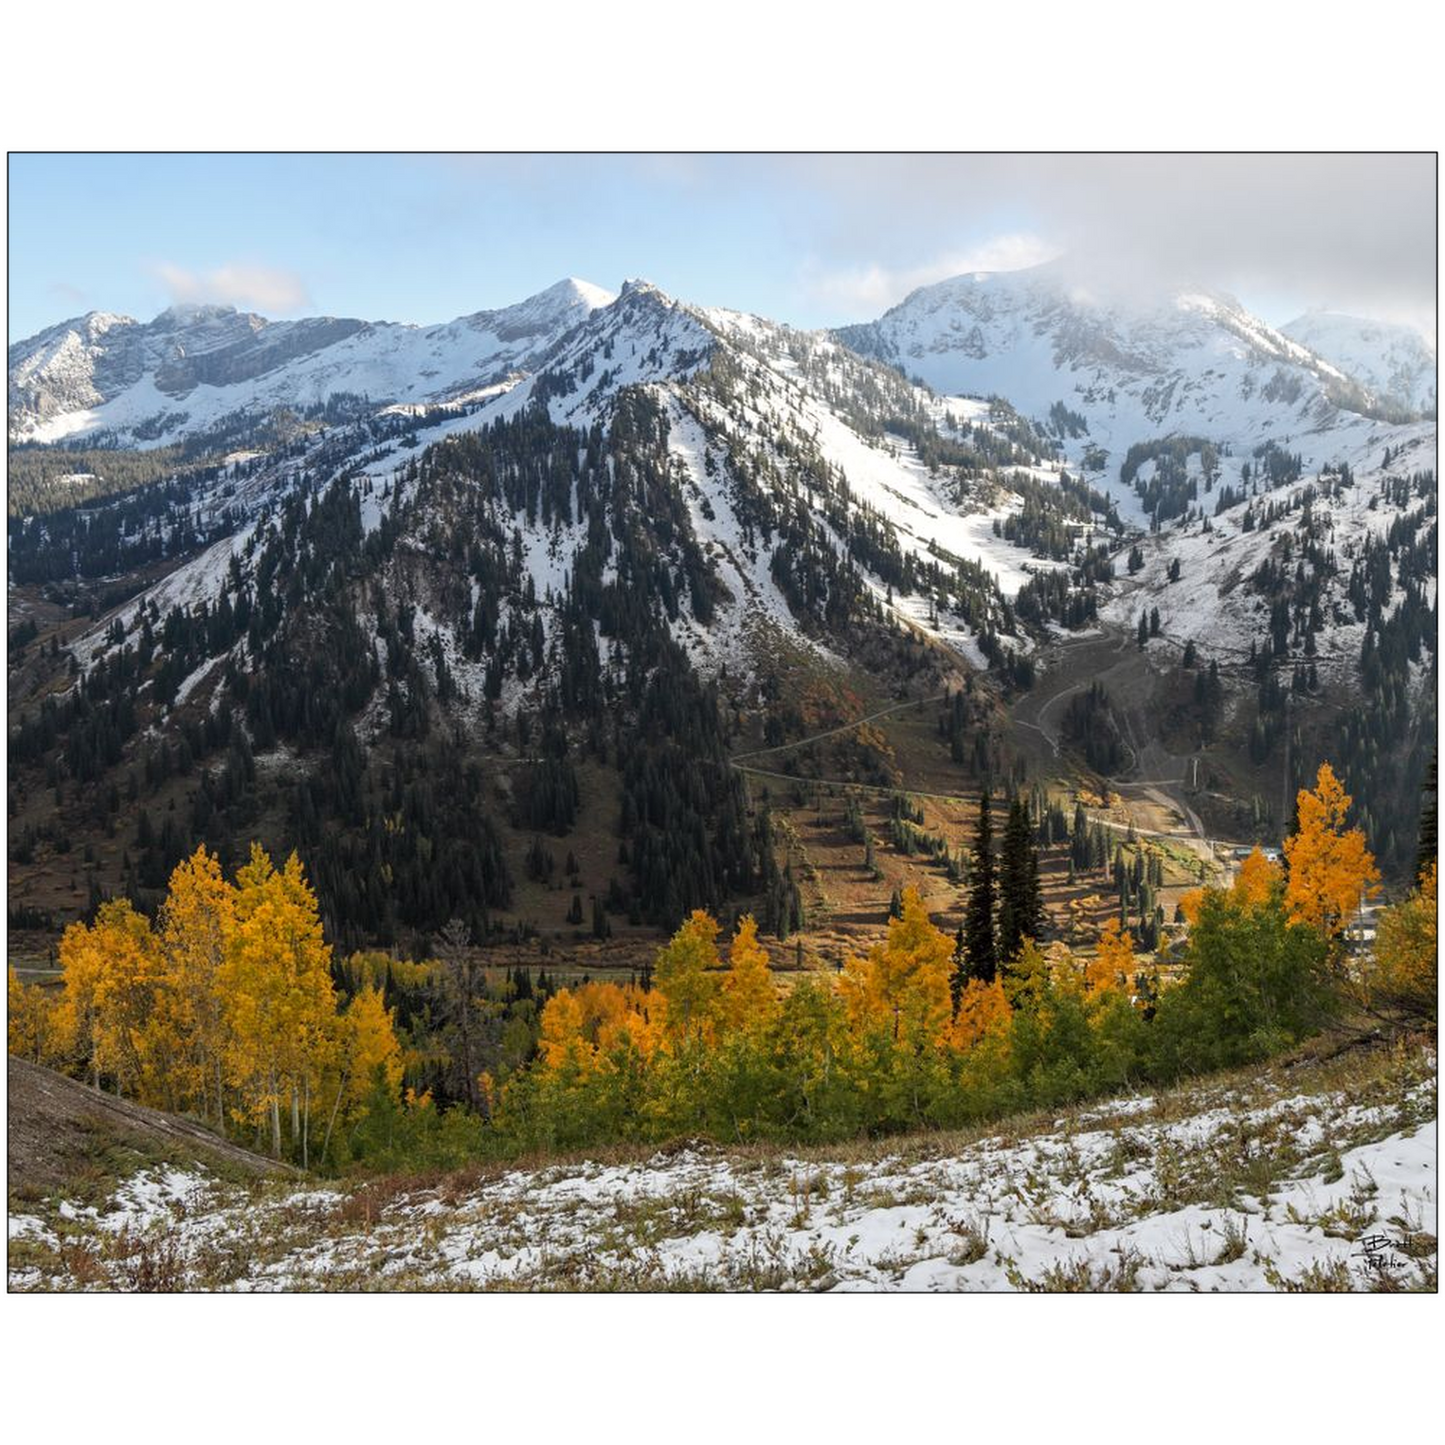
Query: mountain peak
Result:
<box><xmin>548</xmin><ymin>277</ymin><xmax>616</xmax><ymax>310</ymax></box>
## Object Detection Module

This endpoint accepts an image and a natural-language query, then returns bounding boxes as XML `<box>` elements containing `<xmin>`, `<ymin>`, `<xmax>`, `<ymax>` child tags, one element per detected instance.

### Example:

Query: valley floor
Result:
<box><xmin>8</xmin><ymin>1042</ymin><xmax>1435</xmax><ymax>1292</ymax></box>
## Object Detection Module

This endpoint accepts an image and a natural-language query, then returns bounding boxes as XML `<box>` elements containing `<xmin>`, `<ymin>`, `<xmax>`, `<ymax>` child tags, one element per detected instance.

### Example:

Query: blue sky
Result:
<box><xmin>8</xmin><ymin>154</ymin><xmax>1435</xmax><ymax>341</ymax></box>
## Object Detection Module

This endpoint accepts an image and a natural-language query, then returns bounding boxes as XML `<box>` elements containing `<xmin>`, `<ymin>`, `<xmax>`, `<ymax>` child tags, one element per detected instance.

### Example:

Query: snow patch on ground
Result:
<box><xmin>12</xmin><ymin>1062</ymin><xmax>1433</xmax><ymax>1293</ymax></box>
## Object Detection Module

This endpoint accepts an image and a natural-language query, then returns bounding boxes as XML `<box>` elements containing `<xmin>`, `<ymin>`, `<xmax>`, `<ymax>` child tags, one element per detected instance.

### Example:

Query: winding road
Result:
<box><xmin>1007</xmin><ymin>623</ymin><xmax>1218</xmax><ymax>864</ymax></box>
<box><xmin>727</xmin><ymin>622</ymin><xmax>1235</xmax><ymax>875</ymax></box>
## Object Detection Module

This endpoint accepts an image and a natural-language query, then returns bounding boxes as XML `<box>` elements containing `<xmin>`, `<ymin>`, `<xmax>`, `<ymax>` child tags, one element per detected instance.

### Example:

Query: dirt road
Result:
<box><xmin>1009</xmin><ymin>624</ymin><xmax>1221</xmax><ymax>870</ymax></box>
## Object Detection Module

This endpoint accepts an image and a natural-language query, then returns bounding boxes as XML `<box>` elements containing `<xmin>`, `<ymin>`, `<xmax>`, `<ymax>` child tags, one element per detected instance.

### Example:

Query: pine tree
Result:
<box><xmin>997</xmin><ymin>796</ymin><xmax>1043</xmax><ymax>965</ymax></box>
<box><xmin>963</xmin><ymin>792</ymin><xmax>998</xmax><ymax>984</ymax></box>
<box><xmin>1417</xmin><ymin>750</ymin><xmax>1437</xmax><ymax>881</ymax></box>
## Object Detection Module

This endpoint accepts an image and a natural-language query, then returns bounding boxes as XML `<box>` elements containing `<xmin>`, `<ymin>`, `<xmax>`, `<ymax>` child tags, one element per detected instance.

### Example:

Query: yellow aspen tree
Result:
<box><xmin>57</xmin><ymin>915</ymin><xmax>109</xmax><ymax>1087</ymax></box>
<box><xmin>537</xmin><ymin>988</ymin><xmax>590</xmax><ymax>1070</ymax></box>
<box><xmin>602</xmin><ymin>983</ymin><xmax>667</xmax><ymax>1058</ymax></box>
<box><xmin>342</xmin><ymin>983</ymin><xmax>404</xmax><ymax>1106</ymax></box>
<box><xmin>1044</xmin><ymin>941</ymin><xmax>1083</xmax><ymax>994</ymax></box>
<box><xmin>1087</xmin><ymin>918</ymin><xmax>1135</xmax><ymax>995</ymax></box>
<box><xmin>76</xmin><ymin>900</ymin><xmax>169</xmax><ymax>1103</ymax></box>
<box><xmin>842</xmin><ymin>888</ymin><xmax>953</xmax><ymax>1043</ymax></box>
<box><xmin>1178</xmin><ymin>886</ymin><xmax>1206</xmax><ymax>926</ymax></box>
<box><xmin>8</xmin><ymin>968</ymin><xmax>72</xmax><ymax>1066</ymax></box>
<box><xmin>158</xmin><ymin>845</ymin><xmax>237</xmax><ymax>1128</ymax></box>
<box><xmin>1231</xmin><ymin>847</ymin><xmax>1283</xmax><ymax>909</ymax></box>
<box><xmin>1284</xmin><ymin>763</ymin><xmax>1381</xmax><ymax>936</ymax></box>
<box><xmin>718</xmin><ymin>915</ymin><xmax>779</xmax><ymax>1037</ymax></box>
<box><xmin>1001</xmin><ymin>937</ymin><xmax>1054</xmax><ymax>1012</ymax></box>
<box><xmin>221</xmin><ymin>846</ymin><xmax>340</xmax><ymax>1162</ymax></box>
<box><xmin>652</xmin><ymin>910</ymin><xmax>721</xmax><ymax>1047</ymax></box>
<box><xmin>1180</xmin><ymin>849</ymin><xmax>1282</xmax><ymax>929</ymax></box>
<box><xmin>317</xmin><ymin>982</ymin><xmax>406</xmax><ymax>1164</ymax></box>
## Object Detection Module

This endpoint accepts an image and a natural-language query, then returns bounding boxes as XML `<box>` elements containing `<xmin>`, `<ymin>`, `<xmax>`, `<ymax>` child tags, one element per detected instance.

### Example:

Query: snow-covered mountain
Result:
<box><xmin>1280</xmin><ymin>312</ymin><xmax>1436</xmax><ymax>417</ymax></box>
<box><xmin>48</xmin><ymin>276</ymin><xmax>1066</xmax><ymax>708</ymax></box>
<box><xmin>7</xmin><ymin>278</ymin><xmax>616</xmax><ymax>445</ymax></box>
<box><xmin>834</xmin><ymin>262</ymin><xmax>1427</xmax><ymax>504</ymax></box>
<box><xmin>7</xmin><ymin>267</ymin><xmax>1437</xmax><ymax>915</ymax></box>
<box><xmin>16</xmin><ymin>267</ymin><xmax>1435</xmax><ymax>707</ymax></box>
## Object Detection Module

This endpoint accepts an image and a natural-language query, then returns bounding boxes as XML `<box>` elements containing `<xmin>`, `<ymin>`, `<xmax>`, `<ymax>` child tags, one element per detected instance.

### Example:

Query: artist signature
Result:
<box><xmin>1355</xmin><ymin>1231</ymin><xmax>1413</xmax><ymax>1276</ymax></box>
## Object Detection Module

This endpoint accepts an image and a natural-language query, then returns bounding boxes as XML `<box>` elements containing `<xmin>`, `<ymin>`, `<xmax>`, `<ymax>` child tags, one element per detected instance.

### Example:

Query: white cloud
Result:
<box><xmin>801</xmin><ymin>233</ymin><xmax>1060</xmax><ymax>316</ymax></box>
<box><xmin>778</xmin><ymin>155</ymin><xmax>1435</xmax><ymax>330</ymax></box>
<box><xmin>153</xmin><ymin>261</ymin><xmax>310</xmax><ymax>314</ymax></box>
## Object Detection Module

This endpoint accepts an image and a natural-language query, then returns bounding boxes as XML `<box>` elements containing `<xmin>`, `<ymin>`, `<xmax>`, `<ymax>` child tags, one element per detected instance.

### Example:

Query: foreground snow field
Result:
<box><xmin>8</xmin><ymin>1048</ymin><xmax>1435</xmax><ymax>1292</ymax></box>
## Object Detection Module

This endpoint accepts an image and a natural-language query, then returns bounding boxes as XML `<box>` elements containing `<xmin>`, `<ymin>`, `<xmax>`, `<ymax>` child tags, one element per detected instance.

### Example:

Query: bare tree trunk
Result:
<box><xmin>320</xmin><ymin>1070</ymin><xmax>349</xmax><ymax>1166</ymax></box>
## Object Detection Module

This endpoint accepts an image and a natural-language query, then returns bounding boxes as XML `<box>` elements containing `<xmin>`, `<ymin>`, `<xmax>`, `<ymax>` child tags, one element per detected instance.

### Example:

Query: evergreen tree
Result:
<box><xmin>1418</xmin><ymin>750</ymin><xmax>1437</xmax><ymax>881</ymax></box>
<box><xmin>997</xmin><ymin>795</ymin><xmax>1043</xmax><ymax>964</ymax></box>
<box><xmin>962</xmin><ymin>791</ymin><xmax>998</xmax><ymax>984</ymax></box>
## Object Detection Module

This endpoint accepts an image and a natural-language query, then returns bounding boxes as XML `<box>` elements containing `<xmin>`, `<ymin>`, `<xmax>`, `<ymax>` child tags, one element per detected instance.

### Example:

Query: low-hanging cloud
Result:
<box><xmin>802</xmin><ymin>233</ymin><xmax>1061</xmax><ymax>314</ymax></box>
<box><xmin>154</xmin><ymin>261</ymin><xmax>311</xmax><ymax>314</ymax></box>
<box><xmin>412</xmin><ymin>153</ymin><xmax>1435</xmax><ymax>331</ymax></box>
<box><xmin>686</xmin><ymin>154</ymin><xmax>1430</xmax><ymax>330</ymax></box>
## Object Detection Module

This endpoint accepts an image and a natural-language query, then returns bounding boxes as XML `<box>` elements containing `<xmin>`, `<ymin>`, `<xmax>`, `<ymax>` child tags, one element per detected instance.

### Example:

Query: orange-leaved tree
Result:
<box><xmin>1283</xmin><ymin>763</ymin><xmax>1380</xmax><ymax>937</ymax></box>
<box><xmin>58</xmin><ymin>899</ymin><xmax>171</xmax><ymax>1103</ymax></box>
<box><xmin>1087</xmin><ymin>918</ymin><xmax>1135</xmax><ymax>996</ymax></box>
<box><xmin>8</xmin><ymin>965</ymin><xmax>72</xmax><ymax>1067</ymax></box>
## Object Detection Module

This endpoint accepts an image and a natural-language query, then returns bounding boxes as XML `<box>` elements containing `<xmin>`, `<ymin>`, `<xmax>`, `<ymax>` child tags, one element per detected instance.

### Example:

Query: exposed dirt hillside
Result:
<box><xmin>7</xmin><ymin>1057</ymin><xmax>294</xmax><ymax>1201</ymax></box>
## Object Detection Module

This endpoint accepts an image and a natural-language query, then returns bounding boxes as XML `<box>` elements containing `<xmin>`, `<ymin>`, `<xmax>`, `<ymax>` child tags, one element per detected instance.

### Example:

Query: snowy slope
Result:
<box><xmin>9</xmin><ymin>1051</ymin><xmax>1434</xmax><ymax>1292</ymax></box>
<box><xmin>29</xmin><ymin>270</ymin><xmax>1436</xmax><ymax>715</ymax></box>
<box><xmin>1099</xmin><ymin>423</ymin><xmax>1438</xmax><ymax>667</ymax></box>
<box><xmin>1281</xmin><ymin>312</ymin><xmax>1436</xmax><ymax>417</ymax></box>
<box><xmin>56</xmin><ymin>277</ymin><xmax>1068</xmax><ymax>707</ymax></box>
<box><xmin>8</xmin><ymin>279</ymin><xmax>616</xmax><ymax>445</ymax></box>
<box><xmin>836</xmin><ymin>262</ymin><xmax>1413</xmax><ymax>513</ymax></box>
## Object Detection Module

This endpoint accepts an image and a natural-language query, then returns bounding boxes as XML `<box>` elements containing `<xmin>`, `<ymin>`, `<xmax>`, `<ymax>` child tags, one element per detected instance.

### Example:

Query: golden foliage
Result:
<box><xmin>718</xmin><ymin>915</ymin><xmax>779</xmax><ymax>1036</ymax></box>
<box><xmin>840</xmin><ymin>887</ymin><xmax>953</xmax><ymax>1043</ymax></box>
<box><xmin>8</xmin><ymin>968</ymin><xmax>72</xmax><ymax>1067</ymax></box>
<box><xmin>343</xmin><ymin>985</ymin><xmax>405</xmax><ymax>1108</ymax></box>
<box><xmin>1233</xmin><ymin>848</ymin><xmax>1283</xmax><ymax>909</ymax></box>
<box><xmin>30</xmin><ymin>843</ymin><xmax>404</xmax><ymax>1164</ymax></box>
<box><xmin>1362</xmin><ymin>862</ymin><xmax>1437</xmax><ymax>1023</ymax></box>
<box><xmin>949</xmin><ymin>976</ymin><xmax>1012</xmax><ymax>1049</ymax></box>
<box><xmin>1087</xmin><ymin>919</ymin><xmax>1135</xmax><ymax>995</ymax></box>
<box><xmin>652</xmin><ymin>909</ymin><xmax>721</xmax><ymax>1045</ymax></box>
<box><xmin>1284</xmin><ymin>763</ymin><xmax>1380</xmax><ymax>936</ymax></box>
